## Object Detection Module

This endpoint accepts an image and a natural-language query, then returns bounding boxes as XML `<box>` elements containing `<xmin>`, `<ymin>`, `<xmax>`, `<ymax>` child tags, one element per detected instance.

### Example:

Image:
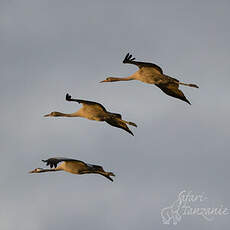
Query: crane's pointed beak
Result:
<box><xmin>44</xmin><ymin>113</ymin><xmax>51</xmax><ymax>117</ymax></box>
<box><xmin>99</xmin><ymin>79</ymin><xmax>107</xmax><ymax>83</ymax></box>
<box><xmin>28</xmin><ymin>169</ymin><xmax>35</xmax><ymax>173</ymax></box>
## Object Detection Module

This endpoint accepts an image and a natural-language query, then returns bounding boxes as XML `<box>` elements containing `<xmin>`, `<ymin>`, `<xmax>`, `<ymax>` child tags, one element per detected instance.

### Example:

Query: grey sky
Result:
<box><xmin>0</xmin><ymin>0</ymin><xmax>230</xmax><ymax>229</ymax></box>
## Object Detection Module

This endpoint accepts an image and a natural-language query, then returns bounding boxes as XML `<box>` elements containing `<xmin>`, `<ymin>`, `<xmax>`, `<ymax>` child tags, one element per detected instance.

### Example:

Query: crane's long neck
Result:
<box><xmin>53</xmin><ymin>112</ymin><xmax>81</xmax><ymax>117</ymax></box>
<box><xmin>109</xmin><ymin>75</ymin><xmax>136</xmax><ymax>82</ymax></box>
<box><xmin>39</xmin><ymin>168</ymin><xmax>63</xmax><ymax>173</ymax></box>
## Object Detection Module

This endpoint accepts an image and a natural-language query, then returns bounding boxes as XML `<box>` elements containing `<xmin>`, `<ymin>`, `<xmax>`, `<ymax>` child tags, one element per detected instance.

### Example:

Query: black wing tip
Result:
<box><xmin>123</xmin><ymin>125</ymin><xmax>134</xmax><ymax>136</ymax></box>
<box><xmin>42</xmin><ymin>159</ymin><xmax>56</xmax><ymax>168</ymax></box>
<box><xmin>66</xmin><ymin>93</ymin><xmax>71</xmax><ymax>101</ymax></box>
<box><xmin>42</xmin><ymin>159</ymin><xmax>49</xmax><ymax>164</ymax></box>
<box><xmin>184</xmin><ymin>98</ymin><xmax>191</xmax><ymax>105</ymax></box>
<box><xmin>107</xmin><ymin>176</ymin><xmax>114</xmax><ymax>182</ymax></box>
<box><xmin>123</xmin><ymin>53</ymin><xmax>129</xmax><ymax>63</ymax></box>
<box><xmin>128</xmin><ymin>130</ymin><xmax>134</xmax><ymax>136</ymax></box>
<box><xmin>123</xmin><ymin>53</ymin><xmax>135</xmax><ymax>63</ymax></box>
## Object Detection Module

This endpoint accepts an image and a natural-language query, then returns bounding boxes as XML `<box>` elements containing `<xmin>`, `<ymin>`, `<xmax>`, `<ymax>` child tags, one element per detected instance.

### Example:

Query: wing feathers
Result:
<box><xmin>155</xmin><ymin>83</ymin><xmax>191</xmax><ymax>104</ymax></box>
<box><xmin>66</xmin><ymin>93</ymin><xmax>107</xmax><ymax>111</ymax></box>
<box><xmin>123</xmin><ymin>53</ymin><xmax>163</xmax><ymax>74</ymax></box>
<box><xmin>42</xmin><ymin>157</ymin><xmax>87</xmax><ymax>168</ymax></box>
<box><xmin>105</xmin><ymin>118</ymin><xmax>134</xmax><ymax>136</ymax></box>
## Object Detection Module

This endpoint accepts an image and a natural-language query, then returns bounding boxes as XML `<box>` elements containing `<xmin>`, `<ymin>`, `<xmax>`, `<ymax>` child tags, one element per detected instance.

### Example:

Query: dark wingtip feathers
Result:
<box><xmin>185</xmin><ymin>98</ymin><xmax>191</xmax><ymax>105</ymax></box>
<box><xmin>66</xmin><ymin>93</ymin><xmax>71</xmax><ymax>101</ymax></box>
<box><xmin>108</xmin><ymin>177</ymin><xmax>114</xmax><ymax>182</ymax></box>
<box><xmin>42</xmin><ymin>159</ymin><xmax>57</xmax><ymax>168</ymax></box>
<box><xmin>128</xmin><ymin>129</ymin><xmax>134</xmax><ymax>136</ymax></box>
<box><xmin>123</xmin><ymin>53</ymin><xmax>136</xmax><ymax>63</ymax></box>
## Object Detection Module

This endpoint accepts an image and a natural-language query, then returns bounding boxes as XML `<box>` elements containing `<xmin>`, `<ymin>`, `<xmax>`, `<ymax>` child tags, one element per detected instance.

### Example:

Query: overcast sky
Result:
<box><xmin>1</xmin><ymin>0</ymin><xmax>230</xmax><ymax>229</ymax></box>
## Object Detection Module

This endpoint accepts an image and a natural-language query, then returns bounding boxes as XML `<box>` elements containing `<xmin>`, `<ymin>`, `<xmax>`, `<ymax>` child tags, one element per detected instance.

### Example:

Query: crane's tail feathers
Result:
<box><xmin>123</xmin><ymin>120</ymin><xmax>137</xmax><ymax>127</ymax></box>
<box><xmin>179</xmin><ymin>82</ymin><xmax>199</xmax><ymax>88</ymax></box>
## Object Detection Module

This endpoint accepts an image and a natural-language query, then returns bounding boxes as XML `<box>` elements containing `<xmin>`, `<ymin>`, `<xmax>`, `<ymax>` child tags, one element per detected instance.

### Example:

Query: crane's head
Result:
<box><xmin>29</xmin><ymin>168</ymin><xmax>44</xmax><ymax>173</ymax></box>
<box><xmin>44</xmin><ymin>111</ymin><xmax>63</xmax><ymax>117</ymax></box>
<box><xmin>100</xmin><ymin>77</ymin><xmax>117</xmax><ymax>83</ymax></box>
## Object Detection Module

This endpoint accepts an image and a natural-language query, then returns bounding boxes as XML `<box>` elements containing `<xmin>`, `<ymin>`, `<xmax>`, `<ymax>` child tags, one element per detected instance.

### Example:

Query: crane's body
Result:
<box><xmin>70</xmin><ymin>103</ymin><xmax>112</xmax><ymax>121</ymax></box>
<box><xmin>100</xmin><ymin>53</ymin><xmax>199</xmax><ymax>104</ymax></box>
<box><xmin>29</xmin><ymin>157</ymin><xmax>115</xmax><ymax>182</ymax></box>
<box><xmin>44</xmin><ymin>94</ymin><xmax>137</xmax><ymax>135</ymax></box>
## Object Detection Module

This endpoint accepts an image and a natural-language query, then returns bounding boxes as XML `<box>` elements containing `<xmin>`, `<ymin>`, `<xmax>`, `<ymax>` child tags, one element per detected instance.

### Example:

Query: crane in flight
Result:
<box><xmin>29</xmin><ymin>157</ymin><xmax>115</xmax><ymax>182</ymax></box>
<box><xmin>100</xmin><ymin>53</ymin><xmax>199</xmax><ymax>104</ymax></box>
<box><xmin>44</xmin><ymin>93</ymin><xmax>137</xmax><ymax>136</ymax></box>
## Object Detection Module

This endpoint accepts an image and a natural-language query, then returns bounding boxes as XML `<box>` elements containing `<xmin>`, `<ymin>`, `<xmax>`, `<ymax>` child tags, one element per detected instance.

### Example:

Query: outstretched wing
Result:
<box><xmin>155</xmin><ymin>83</ymin><xmax>191</xmax><ymax>104</ymax></box>
<box><xmin>42</xmin><ymin>157</ymin><xmax>87</xmax><ymax>168</ymax></box>
<box><xmin>105</xmin><ymin>118</ymin><xmax>134</xmax><ymax>136</ymax></box>
<box><xmin>123</xmin><ymin>53</ymin><xmax>163</xmax><ymax>74</ymax></box>
<box><xmin>91</xmin><ymin>164</ymin><xmax>104</xmax><ymax>171</ymax></box>
<box><xmin>66</xmin><ymin>93</ymin><xmax>107</xmax><ymax>112</ymax></box>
